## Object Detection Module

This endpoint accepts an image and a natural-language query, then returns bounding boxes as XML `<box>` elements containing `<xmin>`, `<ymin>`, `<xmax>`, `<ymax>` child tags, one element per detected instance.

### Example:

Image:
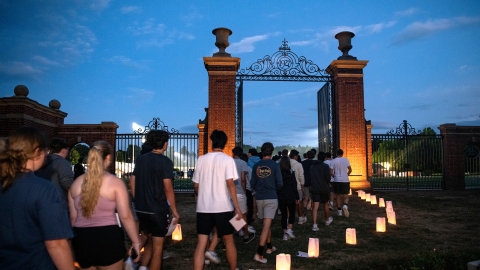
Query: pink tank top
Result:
<box><xmin>73</xmin><ymin>195</ymin><xmax>119</xmax><ymax>227</ymax></box>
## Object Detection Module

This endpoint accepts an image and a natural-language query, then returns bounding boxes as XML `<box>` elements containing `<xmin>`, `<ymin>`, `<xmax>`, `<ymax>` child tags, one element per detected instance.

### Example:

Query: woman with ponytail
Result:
<box><xmin>69</xmin><ymin>140</ymin><xmax>141</xmax><ymax>269</ymax></box>
<box><xmin>0</xmin><ymin>126</ymin><xmax>75</xmax><ymax>270</ymax></box>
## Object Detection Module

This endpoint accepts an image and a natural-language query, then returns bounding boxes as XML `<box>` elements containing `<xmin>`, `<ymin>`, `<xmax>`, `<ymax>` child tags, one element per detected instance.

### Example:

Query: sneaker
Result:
<box><xmin>204</xmin><ymin>250</ymin><xmax>220</xmax><ymax>264</ymax></box>
<box><xmin>302</xmin><ymin>215</ymin><xmax>307</xmax><ymax>223</ymax></box>
<box><xmin>337</xmin><ymin>209</ymin><xmax>343</xmax><ymax>216</ymax></box>
<box><xmin>312</xmin><ymin>224</ymin><xmax>319</xmax><ymax>231</ymax></box>
<box><xmin>277</xmin><ymin>209</ymin><xmax>281</xmax><ymax>215</ymax></box>
<box><xmin>282</xmin><ymin>233</ymin><xmax>289</xmax><ymax>241</ymax></box>
<box><xmin>243</xmin><ymin>233</ymin><xmax>255</xmax><ymax>244</ymax></box>
<box><xmin>253</xmin><ymin>254</ymin><xmax>267</xmax><ymax>263</ymax></box>
<box><xmin>325</xmin><ymin>216</ymin><xmax>333</xmax><ymax>226</ymax></box>
<box><xmin>298</xmin><ymin>216</ymin><xmax>306</xmax><ymax>225</ymax></box>
<box><xmin>205</xmin><ymin>259</ymin><xmax>210</xmax><ymax>265</ymax></box>
<box><xmin>343</xmin><ymin>205</ymin><xmax>349</xmax><ymax>217</ymax></box>
<box><xmin>248</xmin><ymin>225</ymin><xmax>256</xmax><ymax>233</ymax></box>
<box><xmin>238</xmin><ymin>230</ymin><xmax>244</xmax><ymax>237</ymax></box>
<box><xmin>286</xmin><ymin>229</ymin><xmax>295</xmax><ymax>239</ymax></box>
<box><xmin>328</xmin><ymin>202</ymin><xmax>334</xmax><ymax>211</ymax></box>
<box><xmin>265</xmin><ymin>246</ymin><xmax>277</xmax><ymax>254</ymax></box>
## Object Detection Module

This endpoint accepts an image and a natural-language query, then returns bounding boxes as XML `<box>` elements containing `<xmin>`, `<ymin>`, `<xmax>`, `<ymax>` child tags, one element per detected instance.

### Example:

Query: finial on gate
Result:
<box><xmin>212</xmin><ymin>27</ymin><xmax>232</xmax><ymax>57</ymax></box>
<box><xmin>335</xmin><ymin>31</ymin><xmax>357</xmax><ymax>60</ymax></box>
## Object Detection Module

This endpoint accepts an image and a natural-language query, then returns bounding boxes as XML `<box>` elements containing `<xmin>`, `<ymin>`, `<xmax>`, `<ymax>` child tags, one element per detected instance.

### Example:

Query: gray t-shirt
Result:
<box><xmin>233</xmin><ymin>158</ymin><xmax>249</xmax><ymax>195</ymax></box>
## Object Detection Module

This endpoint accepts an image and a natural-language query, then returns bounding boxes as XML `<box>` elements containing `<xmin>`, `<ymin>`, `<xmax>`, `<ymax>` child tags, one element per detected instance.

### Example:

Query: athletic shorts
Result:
<box><xmin>298</xmin><ymin>189</ymin><xmax>304</xmax><ymax>200</ymax></box>
<box><xmin>236</xmin><ymin>194</ymin><xmax>247</xmax><ymax>214</ymax></box>
<box><xmin>256</xmin><ymin>199</ymin><xmax>278</xmax><ymax>219</ymax></box>
<box><xmin>332</xmin><ymin>182</ymin><xmax>350</xmax><ymax>195</ymax></box>
<box><xmin>303</xmin><ymin>187</ymin><xmax>310</xmax><ymax>199</ymax></box>
<box><xmin>137</xmin><ymin>212</ymin><xmax>171</xmax><ymax>237</ymax></box>
<box><xmin>72</xmin><ymin>225</ymin><xmax>125</xmax><ymax>268</ymax></box>
<box><xmin>197</xmin><ymin>212</ymin><xmax>234</xmax><ymax>237</ymax></box>
<box><xmin>311</xmin><ymin>192</ymin><xmax>330</xmax><ymax>203</ymax></box>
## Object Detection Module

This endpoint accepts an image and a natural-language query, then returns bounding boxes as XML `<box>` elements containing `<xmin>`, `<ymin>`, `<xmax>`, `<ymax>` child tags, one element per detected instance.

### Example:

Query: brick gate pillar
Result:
<box><xmin>439</xmin><ymin>124</ymin><xmax>480</xmax><ymax>190</ymax></box>
<box><xmin>201</xmin><ymin>28</ymin><xmax>240</xmax><ymax>155</ymax></box>
<box><xmin>326</xmin><ymin>59</ymin><xmax>370</xmax><ymax>189</ymax></box>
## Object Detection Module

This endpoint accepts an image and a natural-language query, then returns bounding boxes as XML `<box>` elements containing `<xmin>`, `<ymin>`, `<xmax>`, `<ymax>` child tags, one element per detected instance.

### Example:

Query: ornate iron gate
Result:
<box><xmin>464</xmin><ymin>144</ymin><xmax>480</xmax><ymax>189</ymax></box>
<box><xmin>370</xmin><ymin>120</ymin><xmax>443</xmax><ymax>190</ymax></box>
<box><xmin>317</xmin><ymin>82</ymin><xmax>335</xmax><ymax>153</ymax></box>
<box><xmin>235</xmin><ymin>39</ymin><xmax>334</xmax><ymax>146</ymax></box>
<box><xmin>115</xmin><ymin>117</ymin><xmax>197</xmax><ymax>192</ymax></box>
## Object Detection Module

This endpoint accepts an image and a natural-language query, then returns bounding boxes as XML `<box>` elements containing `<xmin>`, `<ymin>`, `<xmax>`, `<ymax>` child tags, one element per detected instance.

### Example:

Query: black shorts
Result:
<box><xmin>72</xmin><ymin>225</ymin><xmax>126</xmax><ymax>268</ymax></box>
<box><xmin>332</xmin><ymin>182</ymin><xmax>350</xmax><ymax>195</ymax></box>
<box><xmin>137</xmin><ymin>212</ymin><xmax>171</xmax><ymax>237</ymax></box>
<box><xmin>197</xmin><ymin>212</ymin><xmax>234</xmax><ymax>238</ymax></box>
<box><xmin>311</xmin><ymin>192</ymin><xmax>330</xmax><ymax>203</ymax></box>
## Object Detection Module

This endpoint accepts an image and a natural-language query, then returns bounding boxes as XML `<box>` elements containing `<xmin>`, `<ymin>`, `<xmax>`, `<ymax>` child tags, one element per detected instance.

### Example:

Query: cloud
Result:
<box><xmin>181</xmin><ymin>7</ymin><xmax>204</xmax><ymax>26</ymax></box>
<box><xmin>89</xmin><ymin>0</ymin><xmax>111</xmax><ymax>12</ymax></box>
<box><xmin>244</xmin><ymin>88</ymin><xmax>316</xmax><ymax>109</ymax></box>
<box><xmin>127</xmin><ymin>19</ymin><xmax>195</xmax><ymax>47</ymax></box>
<box><xmin>266</xmin><ymin>12</ymin><xmax>281</xmax><ymax>18</ymax></box>
<box><xmin>127</xmin><ymin>19</ymin><xmax>166</xmax><ymax>35</ymax></box>
<box><xmin>124</xmin><ymin>88</ymin><xmax>155</xmax><ymax>105</ymax></box>
<box><xmin>121</xmin><ymin>6</ymin><xmax>142</xmax><ymax>14</ymax></box>
<box><xmin>392</xmin><ymin>16</ymin><xmax>480</xmax><ymax>45</ymax></box>
<box><xmin>32</xmin><ymin>56</ymin><xmax>62</xmax><ymax>67</ymax></box>
<box><xmin>408</xmin><ymin>104</ymin><xmax>433</xmax><ymax>111</ymax></box>
<box><xmin>395</xmin><ymin>7</ymin><xmax>419</xmax><ymax>17</ymax></box>
<box><xmin>290</xmin><ymin>40</ymin><xmax>313</xmax><ymax>46</ymax></box>
<box><xmin>365</xmin><ymin>21</ymin><xmax>396</xmax><ymax>34</ymax></box>
<box><xmin>108</xmin><ymin>56</ymin><xmax>149</xmax><ymax>70</ymax></box>
<box><xmin>228</xmin><ymin>35</ymin><xmax>270</xmax><ymax>54</ymax></box>
<box><xmin>0</xmin><ymin>61</ymin><xmax>42</xmax><ymax>80</ymax></box>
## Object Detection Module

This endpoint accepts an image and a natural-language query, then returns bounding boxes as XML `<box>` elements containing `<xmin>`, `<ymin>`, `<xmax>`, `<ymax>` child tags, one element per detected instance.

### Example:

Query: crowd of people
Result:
<box><xmin>0</xmin><ymin>126</ymin><xmax>352</xmax><ymax>270</ymax></box>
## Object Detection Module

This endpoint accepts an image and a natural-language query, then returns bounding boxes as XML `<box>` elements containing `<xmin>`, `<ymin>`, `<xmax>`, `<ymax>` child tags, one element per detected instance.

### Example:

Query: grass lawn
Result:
<box><xmin>157</xmin><ymin>189</ymin><xmax>480</xmax><ymax>270</ymax></box>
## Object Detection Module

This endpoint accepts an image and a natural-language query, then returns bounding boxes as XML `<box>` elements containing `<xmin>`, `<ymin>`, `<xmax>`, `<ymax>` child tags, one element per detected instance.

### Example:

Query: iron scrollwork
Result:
<box><xmin>237</xmin><ymin>39</ymin><xmax>332</xmax><ymax>81</ymax></box>
<box><xmin>387</xmin><ymin>120</ymin><xmax>421</xmax><ymax>135</ymax></box>
<box><xmin>133</xmin><ymin>117</ymin><xmax>179</xmax><ymax>134</ymax></box>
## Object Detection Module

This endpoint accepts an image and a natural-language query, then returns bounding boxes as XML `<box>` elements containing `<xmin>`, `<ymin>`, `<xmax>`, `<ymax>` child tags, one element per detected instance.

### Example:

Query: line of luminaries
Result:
<box><xmin>275</xmin><ymin>189</ymin><xmax>397</xmax><ymax>270</ymax></box>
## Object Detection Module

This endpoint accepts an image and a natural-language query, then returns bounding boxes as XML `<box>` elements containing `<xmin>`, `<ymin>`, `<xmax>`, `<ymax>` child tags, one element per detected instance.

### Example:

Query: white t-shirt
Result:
<box><xmin>329</xmin><ymin>157</ymin><xmax>351</xmax><ymax>183</ymax></box>
<box><xmin>290</xmin><ymin>158</ymin><xmax>305</xmax><ymax>190</ymax></box>
<box><xmin>192</xmin><ymin>152</ymin><xmax>239</xmax><ymax>213</ymax></box>
<box><xmin>324</xmin><ymin>159</ymin><xmax>334</xmax><ymax>182</ymax></box>
<box><xmin>233</xmin><ymin>158</ymin><xmax>249</xmax><ymax>195</ymax></box>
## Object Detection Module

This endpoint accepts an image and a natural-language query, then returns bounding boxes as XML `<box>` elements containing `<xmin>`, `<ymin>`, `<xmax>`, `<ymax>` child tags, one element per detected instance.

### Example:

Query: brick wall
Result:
<box><xmin>439</xmin><ymin>124</ymin><xmax>480</xmax><ymax>190</ymax></box>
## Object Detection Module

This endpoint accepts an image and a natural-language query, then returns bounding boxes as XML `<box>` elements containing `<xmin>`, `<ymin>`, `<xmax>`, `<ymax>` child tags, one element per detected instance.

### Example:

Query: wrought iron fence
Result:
<box><xmin>115</xmin><ymin>118</ymin><xmax>197</xmax><ymax>193</ymax></box>
<box><xmin>370</xmin><ymin>120</ymin><xmax>443</xmax><ymax>190</ymax></box>
<box><xmin>464</xmin><ymin>144</ymin><xmax>480</xmax><ymax>189</ymax></box>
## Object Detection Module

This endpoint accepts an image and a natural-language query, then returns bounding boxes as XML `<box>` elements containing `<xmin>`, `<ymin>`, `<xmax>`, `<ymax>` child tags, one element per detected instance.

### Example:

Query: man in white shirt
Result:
<box><xmin>289</xmin><ymin>150</ymin><xmax>306</xmax><ymax>224</ymax></box>
<box><xmin>192</xmin><ymin>130</ymin><xmax>242</xmax><ymax>270</ymax></box>
<box><xmin>329</xmin><ymin>149</ymin><xmax>352</xmax><ymax>217</ymax></box>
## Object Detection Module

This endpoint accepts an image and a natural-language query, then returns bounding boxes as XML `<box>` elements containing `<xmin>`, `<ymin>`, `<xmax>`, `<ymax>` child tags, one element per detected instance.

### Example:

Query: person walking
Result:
<box><xmin>251</xmin><ymin>142</ymin><xmax>283</xmax><ymax>264</ymax></box>
<box><xmin>277</xmin><ymin>156</ymin><xmax>299</xmax><ymax>240</ymax></box>
<box><xmin>289</xmin><ymin>150</ymin><xmax>306</xmax><ymax>224</ymax></box>
<box><xmin>192</xmin><ymin>130</ymin><xmax>242</xmax><ymax>270</ymax></box>
<box><xmin>36</xmin><ymin>137</ymin><xmax>74</xmax><ymax>212</ymax></box>
<box><xmin>301</xmin><ymin>150</ymin><xmax>315</xmax><ymax>213</ymax></box>
<box><xmin>131</xmin><ymin>130</ymin><xmax>180</xmax><ymax>270</ymax></box>
<box><xmin>310</xmin><ymin>152</ymin><xmax>333</xmax><ymax>231</ymax></box>
<box><xmin>69</xmin><ymin>140</ymin><xmax>141</xmax><ymax>269</ymax></box>
<box><xmin>329</xmin><ymin>149</ymin><xmax>352</xmax><ymax>217</ymax></box>
<box><xmin>0</xmin><ymin>126</ymin><xmax>75</xmax><ymax>270</ymax></box>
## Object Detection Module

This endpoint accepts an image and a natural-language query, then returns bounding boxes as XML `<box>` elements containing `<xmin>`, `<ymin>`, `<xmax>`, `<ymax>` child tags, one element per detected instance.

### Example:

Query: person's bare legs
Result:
<box><xmin>207</xmin><ymin>229</ymin><xmax>219</xmax><ymax>252</ymax></box>
<box><xmin>149</xmin><ymin>236</ymin><xmax>165</xmax><ymax>270</ymax></box>
<box><xmin>257</xmin><ymin>218</ymin><xmax>272</xmax><ymax>260</ymax></box>
<box><xmin>223</xmin><ymin>234</ymin><xmax>237</xmax><ymax>270</ymax></box>
<box><xmin>312</xmin><ymin>202</ymin><xmax>320</xmax><ymax>225</ymax></box>
<box><xmin>140</xmin><ymin>235</ymin><xmax>152</xmax><ymax>268</ymax></box>
<box><xmin>193</xmin><ymin>234</ymin><xmax>209</xmax><ymax>270</ymax></box>
<box><xmin>242</xmin><ymin>212</ymin><xmax>249</xmax><ymax>237</ymax></box>
<box><xmin>323</xmin><ymin>202</ymin><xmax>330</xmax><ymax>220</ymax></box>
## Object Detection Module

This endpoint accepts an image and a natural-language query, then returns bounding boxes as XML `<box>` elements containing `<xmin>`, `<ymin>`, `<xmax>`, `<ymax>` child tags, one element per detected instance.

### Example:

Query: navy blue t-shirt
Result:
<box><xmin>0</xmin><ymin>172</ymin><xmax>73</xmax><ymax>270</ymax></box>
<box><xmin>133</xmin><ymin>152</ymin><xmax>174</xmax><ymax>214</ymax></box>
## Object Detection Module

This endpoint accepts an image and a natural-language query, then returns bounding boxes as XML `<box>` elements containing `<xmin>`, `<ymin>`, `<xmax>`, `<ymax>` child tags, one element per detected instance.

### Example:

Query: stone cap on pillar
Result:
<box><xmin>326</xmin><ymin>60</ymin><xmax>369</xmax><ymax>79</ymax></box>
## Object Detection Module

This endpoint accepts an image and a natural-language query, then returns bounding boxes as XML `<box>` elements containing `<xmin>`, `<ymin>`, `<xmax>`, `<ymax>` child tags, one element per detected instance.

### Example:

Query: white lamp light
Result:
<box><xmin>379</xmin><ymin>198</ymin><xmax>385</xmax><ymax>207</ymax></box>
<box><xmin>376</xmin><ymin>217</ymin><xmax>386</xmax><ymax>232</ymax></box>
<box><xmin>386</xmin><ymin>201</ymin><xmax>393</xmax><ymax>210</ymax></box>
<box><xmin>172</xmin><ymin>224</ymin><xmax>182</xmax><ymax>241</ymax></box>
<box><xmin>365</xmin><ymin>193</ymin><xmax>371</xmax><ymax>202</ymax></box>
<box><xmin>388</xmin><ymin>211</ymin><xmax>397</xmax><ymax>225</ymax></box>
<box><xmin>346</xmin><ymin>228</ymin><xmax>357</xmax><ymax>245</ymax></box>
<box><xmin>370</xmin><ymin>195</ymin><xmax>377</xmax><ymax>204</ymax></box>
<box><xmin>308</xmin><ymin>238</ymin><xmax>320</xmax><ymax>258</ymax></box>
<box><xmin>276</xmin><ymin>253</ymin><xmax>291</xmax><ymax>270</ymax></box>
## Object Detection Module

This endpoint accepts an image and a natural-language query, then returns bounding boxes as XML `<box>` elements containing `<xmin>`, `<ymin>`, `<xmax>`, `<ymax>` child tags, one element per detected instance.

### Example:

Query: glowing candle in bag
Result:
<box><xmin>376</xmin><ymin>217</ymin><xmax>386</xmax><ymax>232</ymax></box>
<box><xmin>365</xmin><ymin>193</ymin><xmax>371</xmax><ymax>202</ymax></box>
<box><xmin>346</xmin><ymin>228</ymin><xmax>357</xmax><ymax>245</ymax></box>
<box><xmin>357</xmin><ymin>190</ymin><xmax>364</xmax><ymax>198</ymax></box>
<box><xmin>388</xmin><ymin>211</ymin><xmax>396</xmax><ymax>225</ymax></box>
<box><xmin>308</xmin><ymin>238</ymin><xmax>320</xmax><ymax>258</ymax></box>
<box><xmin>386</xmin><ymin>201</ymin><xmax>393</xmax><ymax>210</ymax></box>
<box><xmin>379</xmin><ymin>198</ymin><xmax>385</xmax><ymax>207</ymax></box>
<box><xmin>370</xmin><ymin>195</ymin><xmax>377</xmax><ymax>205</ymax></box>
<box><xmin>172</xmin><ymin>224</ymin><xmax>182</xmax><ymax>241</ymax></box>
<box><xmin>361</xmin><ymin>192</ymin><xmax>366</xmax><ymax>200</ymax></box>
<box><xmin>276</xmin><ymin>253</ymin><xmax>291</xmax><ymax>270</ymax></box>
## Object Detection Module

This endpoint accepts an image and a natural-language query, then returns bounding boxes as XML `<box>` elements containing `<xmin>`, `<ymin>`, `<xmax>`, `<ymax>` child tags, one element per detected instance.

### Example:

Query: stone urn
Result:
<box><xmin>335</xmin><ymin>31</ymin><xmax>357</xmax><ymax>60</ymax></box>
<box><xmin>212</xmin><ymin>27</ymin><xmax>232</xmax><ymax>57</ymax></box>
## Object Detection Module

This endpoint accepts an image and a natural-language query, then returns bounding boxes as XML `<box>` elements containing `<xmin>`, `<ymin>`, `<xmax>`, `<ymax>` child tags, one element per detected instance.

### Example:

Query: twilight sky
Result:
<box><xmin>1</xmin><ymin>0</ymin><xmax>479</xmax><ymax>147</ymax></box>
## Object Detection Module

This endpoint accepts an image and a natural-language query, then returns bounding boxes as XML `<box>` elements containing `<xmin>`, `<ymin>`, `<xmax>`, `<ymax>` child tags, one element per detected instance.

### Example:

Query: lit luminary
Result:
<box><xmin>172</xmin><ymin>224</ymin><xmax>182</xmax><ymax>241</ymax></box>
<box><xmin>376</xmin><ymin>217</ymin><xmax>386</xmax><ymax>232</ymax></box>
<box><xmin>386</xmin><ymin>207</ymin><xmax>393</xmax><ymax>215</ymax></box>
<box><xmin>379</xmin><ymin>198</ymin><xmax>385</xmax><ymax>207</ymax></box>
<box><xmin>370</xmin><ymin>195</ymin><xmax>377</xmax><ymax>204</ymax></box>
<box><xmin>308</xmin><ymin>238</ymin><xmax>320</xmax><ymax>258</ymax></box>
<box><xmin>349</xmin><ymin>188</ymin><xmax>352</xmax><ymax>195</ymax></box>
<box><xmin>346</xmin><ymin>228</ymin><xmax>357</xmax><ymax>245</ymax></box>
<box><xmin>365</xmin><ymin>193</ymin><xmax>371</xmax><ymax>202</ymax></box>
<box><xmin>386</xmin><ymin>201</ymin><xmax>393</xmax><ymax>210</ymax></box>
<box><xmin>357</xmin><ymin>190</ymin><xmax>364</xmax><ymax>198</ymax></box>
<box><xmin>276</xmin><ymin>253</ymin><xmax>291</xmax><ymax>270</ymax></box>
<box><xmin>388</xmin><ymin>211</ymin><xmax>396</xmax><ymax>225</ymax></box>
<box><xmin>361</xmin><ymin>192</ymin><xmax>366</xmax><ymax>200</ymax></box>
